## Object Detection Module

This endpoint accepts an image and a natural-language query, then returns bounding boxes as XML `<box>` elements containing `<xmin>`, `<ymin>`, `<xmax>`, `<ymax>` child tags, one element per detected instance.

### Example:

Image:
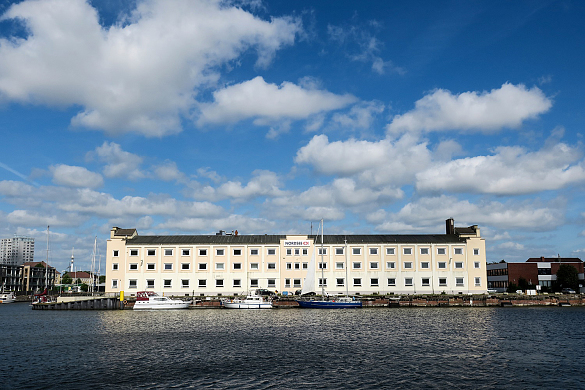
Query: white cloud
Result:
<box><xmin>197</xmin><ymin>76</ymin><xmax>356</xmax><ymax>125</ymax></box>
<box><xmin>387</xmin><ymin>83</ymin><xmax>552</xmax><ymax>135</ymax></box>
<box><xmin>50</xmin><ymin>164</ymin><xmax>103</xmax><ymax>188</ymax></box>
<box><xmin>192</xmin><ymin>170</ymin><xmax>288</xmax><ymax>202</ymax></box>
<box><xmin>416</xmin><ymin>142</ymin><xmax>585</xmax><ymax>195</ymax></box>
<box><xmin>497</xmin><ymin>242</ymin><xmax>525</xmax><ymax>251</ymax></box>
<box><xmin>88</xmin><ymin>142</ymin><xmax>145</xmax><ymax>180</ymax></box>
<box><xmin>330</xmin><ymin>101</ymin><xmax>385</xmax><ymax>130</ymax></box>
<box><xmin>6</xmin><ymin>209</ymin><xmax>84</xmax><ymax>227</ymax></box>
<box><xmin>153</xmin><ymin>161</ymin><xmax>186</xmax><ymax>182</ymax></box>
<box><xmin>0</xmin><ymin>0</ymin><xmax>300</xmax><ymax>136</ymax></box>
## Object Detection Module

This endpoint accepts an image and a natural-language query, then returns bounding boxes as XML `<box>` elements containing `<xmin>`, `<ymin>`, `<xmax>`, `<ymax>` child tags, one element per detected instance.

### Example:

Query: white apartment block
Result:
<box><xmin>0</xmin><ymin>236</ymin><xmax>35</xmax><ymax>266</ymax></box>
<box><xmin>106</xmin><ymin>219</ymin><xmax>487</xmax><ymax>297</ymax></box>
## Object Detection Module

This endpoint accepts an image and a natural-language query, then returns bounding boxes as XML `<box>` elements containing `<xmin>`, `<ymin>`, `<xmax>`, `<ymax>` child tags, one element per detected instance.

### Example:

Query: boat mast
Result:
<box><xmin>45</xmin><ymin>225</ymin><xmax>49</xmax><ymax>293</ymax></box>
<box><xmin>91</xmin><ymin>236</ymin><xmax>97</xmax><ymax>295</ymax></box>
<box><xmin>320</xmin><ymin>219</ymin><xmax>325</xmax><ymax>298</ymax></box>
<box><xmin>345</xmin><ymin>238</ymin><xmax>349</xmax><ymax>297</ymax></box>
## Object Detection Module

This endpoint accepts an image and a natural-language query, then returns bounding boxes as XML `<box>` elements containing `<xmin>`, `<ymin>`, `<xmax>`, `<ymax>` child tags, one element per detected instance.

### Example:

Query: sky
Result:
<box><xmin>0</xmin><ymin>0</ymin><xmax>584</xmax><ymax>273</ymax></box>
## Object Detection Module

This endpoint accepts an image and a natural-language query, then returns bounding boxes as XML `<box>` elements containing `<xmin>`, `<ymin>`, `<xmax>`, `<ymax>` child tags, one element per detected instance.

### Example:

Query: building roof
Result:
<box><xmin>67</xmin><ymin>271</ymin><xmax>92</xmax><ymax>278</ymax></box>
<box><xmin>526</xmin><ymin>257</ymin><xmax>583</xmax><ymax>263</ymax></box>
<box><xmin>126</xmin><ymin>233</ymin><xmax>466</xmax><ymax>246</ymax></box>
<box><xmin>113</xmin><ymin>228</ymin><xmax>137</xmax><ymax>237</ymax></box>
<box><xmin>23</xmin><ymin>261</ymin><xmax>54</xmax><ymax>269</ymax></box>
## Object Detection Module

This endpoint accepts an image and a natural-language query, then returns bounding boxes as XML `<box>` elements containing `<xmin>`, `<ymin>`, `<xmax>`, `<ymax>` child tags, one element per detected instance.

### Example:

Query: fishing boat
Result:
<box><xmin>133</xmin><ymin>291</ymin><xmax>191</xmax><ymax>310</ymax></box>
<box><xmin>296</xmin><ymin>220</ymin><xmax>362</xmax><ymax>309</ymax></box>
<box><xmin>222</xmin><ymin>293</ymin><xmax>273</xmax><ymax>309</ymax></box>
<box><xmin>0</xmin><ymin>290</ymin><xmax>16</xmax><ymax>304</ymax></box>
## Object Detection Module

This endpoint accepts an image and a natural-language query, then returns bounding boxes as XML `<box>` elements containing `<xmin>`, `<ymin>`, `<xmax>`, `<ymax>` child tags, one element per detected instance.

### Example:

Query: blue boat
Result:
<box><xmin>297</xmin><ymin>297</ymin><xmax>362</xmax><ymax>309</ymax></box>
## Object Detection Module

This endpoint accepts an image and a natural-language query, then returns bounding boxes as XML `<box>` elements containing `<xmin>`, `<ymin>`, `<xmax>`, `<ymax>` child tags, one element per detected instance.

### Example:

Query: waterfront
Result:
<box><xmin>1</xmin><ymin>303</ymin><xmax>584</xmax><ymax>389</ymax></box>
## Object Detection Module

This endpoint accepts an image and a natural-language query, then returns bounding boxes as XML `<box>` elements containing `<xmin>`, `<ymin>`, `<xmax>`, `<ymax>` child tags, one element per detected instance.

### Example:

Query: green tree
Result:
<box><xmin>555</xmin><ymin>264</ymin><xmax>579</xmax><ymax>292</ymax></box>
<box><xmin>75</xmin><ymin>278</ymin><xmax>82</xmax><ymax>285</ymax></box>
<box><xmin>80</xmin><ymin>283</ymin><xmax>89</xmax><ymax>292</ymax></box>
<box><xmin>507</xmin><ymin>282</ymin><xmax>518</xmax><ymax>293</ymax></box>
<box><xmin>62</xmin><ymin>273</ymin><xmax>72</xmax><ymax>284</ymax></box>
<box><xmin>99</xmin><ymin>275</ymin><xmax>106</xmax><ymax>283</ymax></box>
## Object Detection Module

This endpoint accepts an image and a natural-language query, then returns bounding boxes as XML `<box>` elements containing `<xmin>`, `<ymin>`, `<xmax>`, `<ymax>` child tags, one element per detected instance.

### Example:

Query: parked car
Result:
<box><xmin>561</xmin><ymin>288</ymin><xmax>576</xmax><ymax>294</ymax></box>
<box><xmin>255</xmin><ymin>289</ymin><xmax>276</xmax><ymax>296</ymax></box>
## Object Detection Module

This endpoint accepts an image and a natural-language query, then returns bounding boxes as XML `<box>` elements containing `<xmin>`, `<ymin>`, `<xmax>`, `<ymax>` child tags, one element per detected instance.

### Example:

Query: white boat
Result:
<box><xmin>0</xmin><ymin>291</ymin><xmax>16</xmax><ymax>304</ymax></box>
<box><xmin>222</xmin><ymin>294</ymin><xmax>273</xmax><ymax>309</ymax></box>
<box><xmin>133</xmin><ymin>291</ymin><xmax>191</xmax><ymax>310</ymax></box>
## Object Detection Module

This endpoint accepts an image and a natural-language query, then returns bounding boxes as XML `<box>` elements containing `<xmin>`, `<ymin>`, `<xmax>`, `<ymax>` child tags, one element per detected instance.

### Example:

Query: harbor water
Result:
<box><xmin>1</xmin><ymin>303</ymin><xmax>584</xmax><ymax>389</ymax></box>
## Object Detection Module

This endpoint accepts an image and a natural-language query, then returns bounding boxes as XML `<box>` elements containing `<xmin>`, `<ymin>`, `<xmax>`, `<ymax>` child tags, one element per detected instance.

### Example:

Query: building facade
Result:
<box><xmin>106</xmin><ymin>219</ymin><xmax>487</xmax><ymax>297</ymax></box>
<box><xmin>0</xmin><ymin>236</ymin><xmax>34</xmax><ymax>265</ymax></box>
<box><xmin>21</xmin><ymin>261</ymin><xmax>57</xmax><ymax>293</ymax></box>
<box><xmin>487</xmin><ymin>257</ymin><xmax>584</xmax><ymax>292</ymax></box>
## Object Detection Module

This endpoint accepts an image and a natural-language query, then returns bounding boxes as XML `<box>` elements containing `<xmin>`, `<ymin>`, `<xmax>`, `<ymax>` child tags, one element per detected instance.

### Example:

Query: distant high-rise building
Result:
<box><xmin>0</xmin><ymin>236</ymin><xmax>35</xmax><ymax>265</ymax></box>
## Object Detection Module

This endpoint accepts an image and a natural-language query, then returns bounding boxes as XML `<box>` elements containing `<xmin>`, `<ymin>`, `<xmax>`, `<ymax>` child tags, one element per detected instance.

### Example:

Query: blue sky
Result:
<box><xmin>0</xmin><ymin>0</ymin><xmax>584</xmax><ymax>272</ymax></box>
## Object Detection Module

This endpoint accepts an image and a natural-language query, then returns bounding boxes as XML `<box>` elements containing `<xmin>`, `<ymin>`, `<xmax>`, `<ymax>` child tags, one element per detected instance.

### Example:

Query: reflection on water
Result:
<box><xmin>1</xmin><ymin>304</ymin><xmax>584</xmax><ymax>389</ymax></box>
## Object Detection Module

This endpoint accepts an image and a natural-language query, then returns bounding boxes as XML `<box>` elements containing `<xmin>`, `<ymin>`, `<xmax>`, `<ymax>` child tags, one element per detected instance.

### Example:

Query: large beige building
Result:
<box><xmin>106</xmin><ymin>219</ymin><xmax>487</xmax><ymax>297</ymax></box>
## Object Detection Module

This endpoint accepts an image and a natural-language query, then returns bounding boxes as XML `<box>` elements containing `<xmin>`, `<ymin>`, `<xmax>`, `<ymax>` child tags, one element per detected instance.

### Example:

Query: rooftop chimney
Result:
<box><xmin>446</xmin><ymin>218</ymin><xmax>455</xmax><ymax>235</ymax></box>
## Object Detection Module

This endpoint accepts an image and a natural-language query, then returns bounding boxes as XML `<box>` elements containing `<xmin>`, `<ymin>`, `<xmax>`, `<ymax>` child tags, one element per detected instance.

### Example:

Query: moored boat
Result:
<box><xmin>297</xmin><ymin>296</ymin><xmax>361</xmax><ymax>309</ymax></box>
<box><xmin>0</xmin><ymin>291</ymin><xmax>16</xmax><ymax>304</ymax></box>
<box><xmin>222</xmin><ymin>294</ymin><xmax>273</xmax><ymax>309</ymax></box>
<box><xmin>133</xmin><ymin>291</ymin><xmax>191</xmax><ymax>310</ymax></box>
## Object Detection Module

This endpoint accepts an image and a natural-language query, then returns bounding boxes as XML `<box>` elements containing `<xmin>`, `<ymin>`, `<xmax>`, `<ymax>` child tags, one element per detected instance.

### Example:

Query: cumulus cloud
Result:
<box><xmin>50</xmin><ymin>164</ymin><xmax>103</xmax><ymax>188</ymax></box>
<box><xmin>191</xmin><ymin>170</ymin><xmax>288</xmax><ymax>202</ymax></box>
<box><xmin>87</xmin><ymin>142</ymin><xmax>145</xmax><ymax>180</ymax></box>
<box><xmin>6</xmin><ymin>209</ymin><xmax>85</xmax><ymax>227</ymax></box>
<box><xmin>416</xmin><ymin>142</ymin><xmax>585</xmax><ymax>195</ymax></box>
<box><xmin>0</xmin><ymin>0</ymin><xmax>300</xmax><ymax>136</ymax></box>
<box><xmin>153</xmin><ymin>161</ymin><xmax>186</xmax><ymax>183</ymax></box>
<box><xmin>330</xmin><ymin>100</ymin><xmax>385</xmax><ymax>130</ymax></box>
<box><xmin>387</xmin><ymin>83</ymin><xmax>552</xmax><ymax>135</ymax></box>
<box><xmin>197</xmin><ymin>76</ymin><xmax>356</xmax><ymax>125</ymax></box>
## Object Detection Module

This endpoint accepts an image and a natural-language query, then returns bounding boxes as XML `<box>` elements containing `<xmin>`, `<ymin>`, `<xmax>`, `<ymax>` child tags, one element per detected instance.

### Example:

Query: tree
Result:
<box><xmin>507</xmin><ymin>282</ymin><xmax>518</xmax><ymax>293</ymax></box>
<box><xmin>99</xmin><ymin>275</ymin><xmax>106</xmax><ymax>283</ymax></box>
<box><xmin>80</xmin><ymin>283</ymin><xmax>89</xmax><ymax>292</ymax></box>
<box><xmin>62</xmin><ymin>273</ymin><xmax>72</xmax><ymax>284</ymax></box>
<box><xmin>555</xmin><ymin>264</ymin><xmax>579</xmax><ymax>292</ymax></box>
<box><xmin>75</xmin><ymin>278</ymin><xmax>82</xmax><ymax>285</ymax></box>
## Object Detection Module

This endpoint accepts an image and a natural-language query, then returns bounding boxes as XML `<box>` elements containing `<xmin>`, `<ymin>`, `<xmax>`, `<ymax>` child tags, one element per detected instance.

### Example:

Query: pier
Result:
<box><xmin>31</xmin><ymin>296</ymin><xmax>125</xmax><ymax>310</ymax></box>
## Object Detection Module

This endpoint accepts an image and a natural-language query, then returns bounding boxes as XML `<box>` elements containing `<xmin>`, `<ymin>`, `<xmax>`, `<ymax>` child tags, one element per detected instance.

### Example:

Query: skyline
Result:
<box><xmin>0</xmin><ymin>0</ymin><xmax>584</xmax><ymax>272</ymax></box>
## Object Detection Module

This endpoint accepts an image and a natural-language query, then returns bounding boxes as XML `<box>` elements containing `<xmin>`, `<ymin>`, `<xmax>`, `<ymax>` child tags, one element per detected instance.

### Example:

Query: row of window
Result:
<box><xmin>114</xmin><ymin>247</ymin><xmax>480</xmax><ymax>257</ymax></box>
<box><xmin>114</xmin><ymin>260</ymin><xmax>483</xmax><ymax>272</ymax></box>
<box><xmin>114</xmin><ymin>276</ymin><xmax>482</xmax><ymax>290</ymax></box>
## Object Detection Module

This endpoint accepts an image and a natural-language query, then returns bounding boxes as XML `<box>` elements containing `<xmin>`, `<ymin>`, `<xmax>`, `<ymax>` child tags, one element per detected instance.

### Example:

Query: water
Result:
<box><xmin>1</xmin><ymin>303</ymin><xmax>584</xmax><ymax>389</ymax></box>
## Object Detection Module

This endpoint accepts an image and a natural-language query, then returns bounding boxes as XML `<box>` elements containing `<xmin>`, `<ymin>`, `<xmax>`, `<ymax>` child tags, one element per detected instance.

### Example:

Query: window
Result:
<box><xmin>233</xmin><ymin>249</ymin><xmax>242</xmax><ymax>256</ymax></box>
<box><xmin>386</xmin><ymin>248</ymin><xmax>395</xmax><ymax>255</ymax></box>
<box><xmin>198</xmin><ymin>279</ymin><xmax>206</xmax><ymax>288</ymax></box>
<box><xmin>216</xmin><ymin>249</ymin><xmax>225</xmax><ymax>256</ymax></box>
<box><xmin>336</xmin><ymin>278</ymin><xmax>345</xmax><ymax>287</ymax></box>
<box><xmin>318</xmin><ymin>248</ymin><xmax>327</xmax><ymax>255</ymax></box>
<box><xmin>370</xmin><ymin>278</ymin><xmax>379</xmax><ymax>287</ymax></box>
<box><xmin>352</xmin><ymin>248</ymin><xmax>361</xmax><ymax>255</ymax></box>
<box><xmin>403</xmin><ymin>248</ymin><xmax>412</xmax><ymax>255</ymax></box>
<box><xmin>437</xmin><ymin>248</ymin><xmax>446</xmax><ymax>255</ymax></box>
<box><xmin>146</xmin><ymin>280</ymin><xmax>155</xmax><ymax>289</ymax></box>
<box><xmin>318</xmin><ymin>262</ymin><xmax>327</xmax><ymax>269</ymax></box>
<box><xmin>387</xmin><ymin>278</ymin><xmax>396</xmax><ymax>286</ymax></box>
<box><xmin>475</xmin><ymin>277</ymin><xmax>481</xmax><ymax>287</ymax></box>
<box><xmin>387</xmin><ymin>261</ymin><xmax>395</xmax><ymax>269</ymax></box>
<box><xmin>129</xmin><ymin>263</ymin><xmax>138</xmax><ymax>270</ymax></box>
<box><xmin>268</xmin><ymin>279</ymin><xmax>276</xmax><ymax>288</ymax></box>
<box><xmin>216</xmin><ymin>263</ymin><xmax>224</xmax><ymax>270</ymax></box>
<box><xmin>370</xmin><ymin>262</ymin><xmax>379</xmax><ymax>269</ymax></box>
<box><xmin>250</xmin><ymin>279</ymin><xmax>259</xmax><ymax>288</ymax></box>
<box><xmin>295</xmin><ymin>249</ymin><xmax>300</xmax><ymax>255</ymax></box>
<box><xmin>353</xmin><ymin>262</ymin><xmax>361</xmax><ymax>269</ymax></box>
<box><xmin>267</xmin><ymin>248</ymin><xmax>276</xmax><ymax>255</ymax></box>
<box><xmin>130</xmin><ymin>249</ymin><xmax>138</xmax><ymax>256</ymax></box>
<box><xmin>164</xmin><ymin>249</ymin><xmax>173</xmax><ymax>256</ymax></box>
<box><xmin>181</xmin><ymin>263</ymin><xmax>190</xmax><ymax>270</ymax></box>
<box><xmin>405</xmin><ymin>278</ymin><xmax>413</xmax><ymax>286</ymax></box>
<box><xmin>336</xmin><ymin>248</ymin><xmax>344</xmax><ymax>255</ymax></box>
<box><xmin>164</xmin><ymin>279</ymin><xmax>172</xmax><ymax>288</ymax></box>
<box><xmin>353</xmin><ymin>278</ymin><xmax>362</xmax><ymax>286</ymax></box>
<box><xmin>286</xmin><ymin>263</ymin><xmax>292</xmax><ymax>270</ymax></box>
<box><xmin>421</xmin><ymin>262</ymin><xmax>429</xmax><ymax>269</ymax></box>
<box><xmin>293</xmin><ymin>279</ymin><xmax>301</xmax><ymax>288</ymax></box>
<box><xmin>473</xmin><ymin>248</ymin><xmax>480</xmax><ymax>256</ymax></box>
<box><xmin>302</xmin><ymin>262</ymin><xmax>308</xmax><ymax>269</ymax></box>
<box><xmin>474</xmin><ymin>262</ymin><xmax>480</xmax><ymax>269</ymax></box>
<box><xmin>294</xmin><ymin>262</ymin><xmax>300</xmax><ymax>270</ymax></box>
<box><xmin>112</xmin><ymin>263</ymin><xmax>119</xmax><ymax>271</ymax></box>
<box><xmin>199</xmin><ymin>249</ymin><xmax>208</xmax><ymax>256</ymax></box>
<box><xmin>439</xmin><ymin>278</ymin><xmax>447</xmax><ymax>287</ymax></box>
<box><xmin>268</xmin><ymin>263</ymin><xmax>276</xmax><ymax>270</ymax></box>
<box><xmin>198</xmin><ymin>263</ymin><xmax>207</xmax><ymax>270</ymax></box>
<box><xmin>164</xmin><ymin>263</ymin><xmax>173</xmax><ymax>270</ymax></box>
<box><xmin>302</xmin><ymin>249</ymin><xmax>308</xmax><ymax>255</ymax></box>
<box><xmin>422</xmin><ymin>278</ymin><xmax>430</xmax><ymax>287</ymax></box>
<box><xmin>455</xmin><ymin>262</ymin><xmax>463</xmax><ymax>269</ymax></box>
<box><xmin>182</xmin><ymin>249</ymin><xmax>190</xmax><ymax>256</ymax></box>
<box><xmin>454</xmin><ymin>248</ymin><xmax>463</xmax><ymax>255</ymax></box>
<box><xmin>285</xmin><ymin>279</ymin><xmax>291</xmax><ymax>288</ymax></box>
<box><xmin>129</xmin><ymin>279</ymin><xmax>137</xmax><ymax>289</ymax></box>
<box><xmin>250</xmin><ymin>263</ymin><xmax>259</xmax><ymax>270</ymax></box>
<box><xmin>147</xmin><ymin>249</ymin><xmax>156</xmax><ymax>256</ymax></box>
<box><xmin>336</xmin><ymin>262</ymin><xmax>344</xmax><ymax>269</ymax></box>
<box><xmin>370</xmin><ymin>248</ymin><xmax>378</xmax><ymax>255</ymax></box>
<box><xmin>113</xmin><ymin>250</ymin><xmax>119</xmax><ymax>257</ymax></box>
<box><xmin>438</xmin><ymin>262</ymin><xmax>446</xmax><ymax>269</ymax></box>
<box><xmin>112</xmin><ymin>279</ymin><xmax>118</xmax><ymax>289</ymax></box>
<box><xmin>215</xmin><ymin>279</ymin><xmax>224</xmax><ymax>287</ymax></box>
<box><xmin>318</xmin><ymin>278</ymin><xmax>327</xmax><ymax>287</ymax></box>
<box><xmin>420</xmin><ymin>248</ymin><xmax>429</xmax><ymax>255</ymax></box>
<box><xmin>404</xmin><ymin>262</ymin><xmax>412</xmax><ymax>269</ymax></box>
<box><xmin>250</xmin><ymin>249</ymin><xmax>259</xmax><ymax>255</ymax></box>
<box><xmin>147</xmin><ymin>263</ymin><xmax>155</xmax><ymax>270</ymax></box>
<box><xmin>233</xmin><ymin>279</ymin><xmax>241</xmax><ymax>287</ymax></box>
<box><xmin>456</xmin><ymin>277</ymin><xmax>464</xmax><ymax>287</ymax></box>
<box><xmin>182</xmin><ymin>279</ymin><xmax>189</xmax><ymax>288</ymax></box>
<box><xmin>286</xmin><ymin>249</ymin><xmax>292</xmax><ymax>256</ymax></box>
<box><xmin>233</xmin><ymin>263</ymin><xmax>242</xmax><ymax>270</ymax></box>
